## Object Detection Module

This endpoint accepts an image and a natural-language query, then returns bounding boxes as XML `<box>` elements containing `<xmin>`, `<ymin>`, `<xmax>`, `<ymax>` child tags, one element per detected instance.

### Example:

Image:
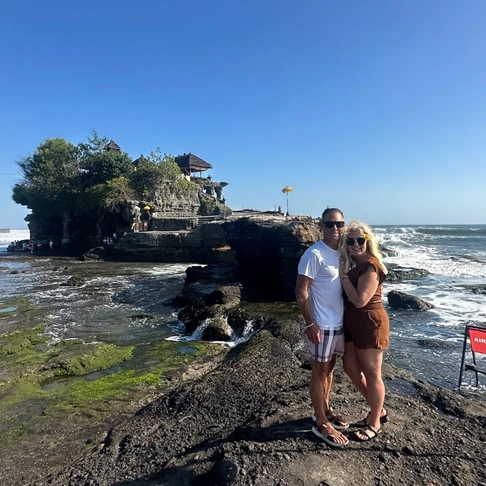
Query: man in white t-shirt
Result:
<box><xmin>296</xmin><ymin>207</ymin><xmax>349</xmax><ymax>447</ymax></box>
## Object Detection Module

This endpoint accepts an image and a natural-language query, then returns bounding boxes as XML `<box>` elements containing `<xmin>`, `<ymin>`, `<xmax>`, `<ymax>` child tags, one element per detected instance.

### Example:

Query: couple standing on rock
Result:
<box><xmin>296</xmin><ymin>207</ymin><xmax>389</xmax><ymax>447</ymax></box>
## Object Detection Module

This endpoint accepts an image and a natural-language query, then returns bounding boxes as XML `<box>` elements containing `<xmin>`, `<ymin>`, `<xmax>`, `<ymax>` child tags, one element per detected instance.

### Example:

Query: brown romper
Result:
<box><xmin>344</xmin><ymin>256</ymin><xmax>389</xmax><ymax>350</ymax></box>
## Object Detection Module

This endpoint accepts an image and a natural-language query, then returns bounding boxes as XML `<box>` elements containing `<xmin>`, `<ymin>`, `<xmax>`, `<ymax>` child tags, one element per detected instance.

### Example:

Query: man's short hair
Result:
<box><xmin>321</xmin><ymin>207</ymin><xmax>344</xmax><ymax>221</ymax></box>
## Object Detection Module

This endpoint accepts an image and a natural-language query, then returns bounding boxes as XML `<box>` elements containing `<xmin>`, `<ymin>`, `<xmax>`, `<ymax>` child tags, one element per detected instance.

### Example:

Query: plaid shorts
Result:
<box><xmin>305</xmin><ymin>327</ymin><xmax>345</xmax><ymax>363</ymax></box>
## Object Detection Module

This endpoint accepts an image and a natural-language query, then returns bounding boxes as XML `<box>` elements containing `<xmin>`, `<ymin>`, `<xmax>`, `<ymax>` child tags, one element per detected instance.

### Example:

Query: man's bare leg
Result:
<box><xmin>310</xmin><ymin>358</ymin><xmax>334</xmax><ymax>425</ymax></box>
<box><xmin>322</xmin><ymin>360</ymin><xmax>335</xmax><ymax>412</ymax></box>
<box><xmin>310</xmin><ymin>357</ymin><xmax>347</xmax><ymax>445</ymax></box>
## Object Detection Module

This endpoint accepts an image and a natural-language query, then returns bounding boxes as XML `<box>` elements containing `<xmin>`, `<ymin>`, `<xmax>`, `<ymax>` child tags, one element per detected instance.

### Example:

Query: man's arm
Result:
<box><xmin>295</xmin><ymin>274</ymin><xmax>321</xmax><ymax>344</ymax></box>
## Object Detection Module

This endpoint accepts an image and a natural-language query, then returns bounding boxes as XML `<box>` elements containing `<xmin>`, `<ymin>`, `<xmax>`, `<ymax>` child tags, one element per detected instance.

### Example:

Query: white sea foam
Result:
<box><xmin>166</xmin><ymin>316</ymin><xmax>253</xmax><ymax>348</ymax></box>
<box><xmin>0</xmin><ymin>229</ymin><xmax>30</xmax><ymax>249</ymax></box>
<box><xmin>142</xmin><ymin>264</ymin><xmax>193</xmax><ymax>276</ymax></box>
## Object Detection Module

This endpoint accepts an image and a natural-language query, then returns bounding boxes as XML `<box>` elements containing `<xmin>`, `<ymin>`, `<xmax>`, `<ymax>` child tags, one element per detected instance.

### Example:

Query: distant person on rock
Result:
<box><xmin>49</xmin><ymin>239</ymin><xmax>53</xmax><ymax>250</ymax></box>
<box><xmin>339</xmin><ymin>220</ymin><xmax>389</xmax><ymax>442</ymax></box>
<box><xmin>296</xmin><ymin>207</ymin><xmax>349</xmax><ymax>447</ymax></box>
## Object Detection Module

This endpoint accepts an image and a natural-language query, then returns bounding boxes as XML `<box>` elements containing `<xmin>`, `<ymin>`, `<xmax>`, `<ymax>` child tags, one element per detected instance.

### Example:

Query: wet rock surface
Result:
<box><xmin>36</xmin><ymin>318</ymin><xmax>486</xmax><ymax>486</ymax></box>
<box><xmin>178</xmin><ymin>285</ymin><xmax>242</xmax><ymax>335</ymax></box>
<box><xmin>462</xmin><ymin>284</ymin><xmax>486</xmax><ymax>295</ymax></box>
<box><xmin>61</xmin><ymin>275</ymin><xmax>87</xmax><ymax>286</ymax></box>
<box><xmin>387</xmin><ymin>290</ymin><xmax>435</xmax><ymax>310</ymax></box>
<box><xmin>416</xmin><ymin>338</ymin><xmax>455</xmax><ymax>348</ymax></box>
<box><xmin>387</xmin><ymin>265</ymin><xmax>430</xmax><ymax>282</ymax></box>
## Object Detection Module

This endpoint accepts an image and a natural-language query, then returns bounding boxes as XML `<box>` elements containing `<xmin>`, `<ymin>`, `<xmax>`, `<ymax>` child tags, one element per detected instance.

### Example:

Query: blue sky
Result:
<box><xmin>1</xmin><ymin>0</ymin><xmax>485</xmax><ymax>228</ymax></box>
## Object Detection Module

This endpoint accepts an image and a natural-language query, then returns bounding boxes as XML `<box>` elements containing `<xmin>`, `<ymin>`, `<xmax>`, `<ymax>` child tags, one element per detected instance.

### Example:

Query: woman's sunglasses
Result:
<box><xmin>346</xmin><ymin>236</ymin><xmax>368</xmax><ymax>246</ymax></box>
<box><xmin>323</xmin><ymin>221</ymin><xmax>345</xmax><ymax>229</ymax></box>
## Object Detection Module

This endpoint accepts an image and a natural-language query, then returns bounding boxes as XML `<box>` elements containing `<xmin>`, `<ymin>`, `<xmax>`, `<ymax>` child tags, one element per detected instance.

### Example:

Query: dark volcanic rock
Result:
<box><xmin>205</xmin><ymin>285</ymin><xmax>241</xmax><ymax>307</ymax></box>
<box><xmin>202</xmin><ymin>316</ymin><xmax>233</xmax><ymax>341</ymax></box>
<box><xmin>462</xmin><ymin>284</ymin><xmax>486</xmax><ymax>295</ymax></box>
<box><xmin>221</xmin><ymin>217</ymin><xmax>320</xmax><ymax>300</ymax></box>
<box><xmin>178</xmin><ymin>285</ymin><xmax>242</xmax><ymax>335</ymax></box>
<box><xmin>185</xmin><ymin>263</ymin><xmax>237</xmax><ymax>284</ymax></box>
<box><xmin>387</xmin><ymin>290</ymin><xmax>435</xmax><ymax>310</ymax></box>
<box><xmin>61</xmin><ymin>276</ymin><xmax>86</xmax><ymax>287</ymax></box>
<box><xmin>178</xmin><ymin>298</ymin><xmax>218</xmax><ymax>333</ymax></box>
<box><xmin>416</xmin><ymin>338</ymin><xmax>455</xmax><ymax>348</ymax></box>
<box><xmin>380</xmin><ymin>245</ymin><xmax>398</xmax><ymax>257</ymax></box>
<box><xmin>172</xmin><ymin>281</ymin><xmax>221</xmax><ymax>307</ymax></box>
<box><xmin>39</xmin><ymin>320</ymin><xmax>486</xmax><ymax>486</ymax></box>
<box><xmin>387</xmin><ymin>265</ymin><xmax>430</xmax><ymax>282</ymax></box>
<box><xmin>227</xmin><ymin>309</ymin><xmax>254</xmax><ymax>336</ymax></box>
<box><xmin>80</xmin><ymin>246</ymin><xmax>106</xmax><ymax>261</ymax></box>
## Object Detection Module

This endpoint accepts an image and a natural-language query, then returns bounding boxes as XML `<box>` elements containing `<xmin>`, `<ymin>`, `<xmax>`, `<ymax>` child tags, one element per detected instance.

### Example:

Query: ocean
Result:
<box><xmin>1</xmin><ymin>225</ymin><xmax>485</xmax><ymax>394</ymax></box>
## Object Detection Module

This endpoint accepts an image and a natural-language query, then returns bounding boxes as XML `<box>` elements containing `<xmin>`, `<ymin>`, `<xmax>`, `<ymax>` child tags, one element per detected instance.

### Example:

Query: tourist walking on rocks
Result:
<box><xmin>339</xmin><ymin>220</ymin><xmax>389</xmax><ymax>442</ymax></box>
<box><xmin>296</xmin><ymin>207</ymin><xmax>349</xmax><ymax>447</ymax></box>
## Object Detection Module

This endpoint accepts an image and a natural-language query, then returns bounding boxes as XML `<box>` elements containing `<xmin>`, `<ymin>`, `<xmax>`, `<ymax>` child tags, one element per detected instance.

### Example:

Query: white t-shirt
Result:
<box><xmin>297</xmin><ymin>240</ymin><xmax>343</xmax><ymax>330</ymax></box>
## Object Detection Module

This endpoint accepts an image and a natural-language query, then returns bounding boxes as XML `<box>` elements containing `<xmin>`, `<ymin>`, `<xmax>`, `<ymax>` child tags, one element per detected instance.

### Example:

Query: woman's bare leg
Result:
<box><xmin>343</xmin><ymin>342</ymin><xmax>369</xmax><ymax>402</ymax></box>
<box><xmin>355</xmin><ymin>348</ymin><xmax>385</xmax><ymax>431</ymax></box>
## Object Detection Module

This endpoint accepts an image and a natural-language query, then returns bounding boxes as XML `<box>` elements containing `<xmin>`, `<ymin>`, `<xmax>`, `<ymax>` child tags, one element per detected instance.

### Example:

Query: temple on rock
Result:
<box><xmin>21</xmin><ymin>141</ymin><xmax>232</xmax><ymax>251</ymax></box>
<box><xmin>104</xmin><ymin>140</ymin><xmax>121</xmax><ymax>152</ymax></box>
<box><xmin>175</xmin><ymin>153</ymin><xmax>213</xmax><ymax>177</ymax></box>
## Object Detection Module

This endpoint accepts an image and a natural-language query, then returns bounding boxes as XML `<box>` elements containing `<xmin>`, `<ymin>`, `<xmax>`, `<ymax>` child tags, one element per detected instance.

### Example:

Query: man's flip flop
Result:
<box><xmin>312</xmin><ymin>413</ymin><xmax>349</xmax><ymax>430</ymax></box>
<box><xmin>353</xmin><ymin>425</ymin><xmax>382</xmax><ymax>442</ymax></box>
<box><xmin>312</xmin><ymin>426</ymin><xmax>349</xmax><ymax>448</ymax></box>
<box><xmin>354</xmin><ymin>413</ymin><xmax>389</xmax><ymax>428</ymax></box>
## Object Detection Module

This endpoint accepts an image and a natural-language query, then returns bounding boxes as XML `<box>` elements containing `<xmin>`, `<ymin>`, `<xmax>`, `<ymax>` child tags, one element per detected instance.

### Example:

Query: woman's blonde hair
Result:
<box><xmin>339</xmin><ymin>220</ymin><xmax>387</xmax><ymax>275</ymax></box>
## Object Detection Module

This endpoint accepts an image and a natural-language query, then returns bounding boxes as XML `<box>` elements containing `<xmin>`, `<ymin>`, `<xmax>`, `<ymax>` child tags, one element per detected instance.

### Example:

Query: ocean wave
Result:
<box><xmin>0</xmin><ymin>229</ymin><xmax>30</xmax><ymax>248</ymax></box>
<box><xmin>415</xmin><ymin>226</ymin><xmax>486</xmax><ymax>237</ymax></box>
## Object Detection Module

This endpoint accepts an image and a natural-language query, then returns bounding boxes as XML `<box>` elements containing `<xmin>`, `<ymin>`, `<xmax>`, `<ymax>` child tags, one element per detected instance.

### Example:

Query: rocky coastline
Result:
<box><xmin>3</xmin><ymin>216</ymin><xmax>484</xmax><ymax>486</ymax></box>
<box><xmin>33</xmin><ymin>314</ymin><xmax>486</xmax><ymax>486</ymax></box>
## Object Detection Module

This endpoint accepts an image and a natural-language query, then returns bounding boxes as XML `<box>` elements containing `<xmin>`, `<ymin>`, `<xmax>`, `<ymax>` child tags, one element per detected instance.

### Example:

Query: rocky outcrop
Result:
<box><xmin>112</xmin><ymin>227</ymin><xmax>232</xmax><ymax>263</ymax></box>
<box><xmin>416</xmin><ymin>338</ymin><xmax>455</xmax><ymax>348</ymax></box>
<box><xmin>462</xmin><ymin>284</ymin><xmax>486</xmax><ymax>295</ymax></box>
<box><xmin>115</xmin><ymin>216</ymin><xmax>321</xmax><ymax>301</ymax></box>
<box><xmin>387</xmin><ymin>290</ymin><xmax>435</xmax><ymax>310</ymax></box>
<box><xmin>40</xmin><ymin>318</ymin><xmax>486</xmax><ymax>486</ymax></box>
<box><xmin>387</xmin><ymin>265</ymin><xmax>430</xmax><ymax>282</ymax></box>
<box><xmin>61</xmin><ymin>276</ymin><xmax>86</xmax><ymax>287</ymax></box>
<box><xmin>178</xmin><ymin>285</ymin><xmax>242</xmax><ymax>335</ymax></box>
<box><xmin>220</xmin><ymin>216</ymin><xmax>321</xmax><ymax>300</ymax></box>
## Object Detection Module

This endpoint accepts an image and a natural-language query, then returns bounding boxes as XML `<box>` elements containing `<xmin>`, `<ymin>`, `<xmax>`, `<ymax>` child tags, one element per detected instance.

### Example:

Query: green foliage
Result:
<box><xmin>131</xmin><ymin>149</ymin><xmax>196</xmax><ymax>199</ymax></box>
<box><xmin>72</xmin><ymin>184</ymin><xmax>108</xmax><ymax>216</ymax></box>
<box><xmin>75</xmin><ymin>130</ymin><xmax>109</xmax><ymax>159</ymax></box>
<box><xmin>104</xmin><ymin>176</ymin><xmax>134</xmax><ymax>211</ymax></box>
<box><xmin>12</xmin><ymin>138</ymin><xmax>78</xmax><ymax>216</ymax></box>
<box><xmin>129</xmin><ymin>159</ymin><xmax>164</xmax><ymax>198</ymax></box>
<box><xmin>12</xmin><ymin>134</ymin><xmax>201</xmax><ymax>226</ymax></box>
<box><xmin>80</xmin><ymin>150</ymin><xmax>134</xmax><ymax>187</ymax></box>
<box><xmin>199</xmin><ymin>196</ymin><xmax>217</xmax><ymax>216</ymax></box>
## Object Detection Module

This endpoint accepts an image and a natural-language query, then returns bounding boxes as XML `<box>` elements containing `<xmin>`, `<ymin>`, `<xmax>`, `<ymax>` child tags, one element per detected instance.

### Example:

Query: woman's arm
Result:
<box><xmin>341</xmin><ymin>266</ymin><xmax>379</xmax><ymax>308</ymax></box>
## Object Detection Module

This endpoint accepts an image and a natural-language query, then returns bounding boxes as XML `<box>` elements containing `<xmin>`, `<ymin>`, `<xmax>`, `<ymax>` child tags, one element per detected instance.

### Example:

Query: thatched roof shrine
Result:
<box><xmin>132</xmin><ymin>154</ymin><xmax>148</xmax><ymax>167</ymax></box>
<box><xmin>175</xmin><ymin>153</ymin><xmax>212</xmax><ymax>173</ymax></box>
<box><xmin>104</xmin><ymin>140</ymin><xmax>121</xmax><ymax>152</ymax></box>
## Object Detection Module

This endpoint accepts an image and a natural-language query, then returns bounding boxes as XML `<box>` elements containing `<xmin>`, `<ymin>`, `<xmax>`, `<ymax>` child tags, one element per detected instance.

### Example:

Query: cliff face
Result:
<box><xmin>113</xmin><ymin>224</ymin><xmax>231</xmax><ymax>264</ymax></box>
<box><xmin>113</xmin><ymin>216</ymin><xmax>321</xmax><ymax>300</ymax></box>
<box><xmin>26</xmin><ymin>181</ymin><xmax>231</xmax><ymax>249</ymax></box>
<box><xmin>221</xmin><ymin>217</ymin><xmax>320</xmax><ymax>299</ymax></box>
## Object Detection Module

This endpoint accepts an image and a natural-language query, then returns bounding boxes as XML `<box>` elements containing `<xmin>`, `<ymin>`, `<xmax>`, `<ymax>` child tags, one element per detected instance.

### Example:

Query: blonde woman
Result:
<box><xmin>339</xmin><ymin>221</ymin><xmax>389</xmax><ymax>442</ymax></box>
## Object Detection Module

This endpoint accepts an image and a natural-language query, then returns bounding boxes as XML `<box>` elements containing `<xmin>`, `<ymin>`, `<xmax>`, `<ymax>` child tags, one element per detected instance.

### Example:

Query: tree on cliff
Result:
<box><xmin>130</xmin><ymin>149</ymin><xmax>194</xmax><ymax>199</ymax></box>
<box><xmin>77</xmin><ymin>132</ymin><xmax>134</xmax><ymax>188</ymax></box>
<box><xmin>12</xmin><ymin>138</ymin><xmax>78</xmax><ymax>217</ymax></box>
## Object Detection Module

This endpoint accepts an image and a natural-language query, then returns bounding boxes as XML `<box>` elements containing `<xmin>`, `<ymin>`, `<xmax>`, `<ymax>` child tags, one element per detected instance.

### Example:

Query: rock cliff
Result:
<box><xmin>113</xmin><ymin>215</ymin><xmax>322</xmax><ymax>300</ymax></box>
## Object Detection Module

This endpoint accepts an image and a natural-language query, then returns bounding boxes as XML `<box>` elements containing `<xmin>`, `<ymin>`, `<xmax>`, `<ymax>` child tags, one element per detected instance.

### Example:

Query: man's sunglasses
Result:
<box><xmin>346</xmin><ymin>237</ymin><xmax>368</xmax><ymax>246</ymax></box>
<box><xmin>323</xmin><ymin>221</ymin><xmax>345</xmax><ymax>229</ymax></box>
